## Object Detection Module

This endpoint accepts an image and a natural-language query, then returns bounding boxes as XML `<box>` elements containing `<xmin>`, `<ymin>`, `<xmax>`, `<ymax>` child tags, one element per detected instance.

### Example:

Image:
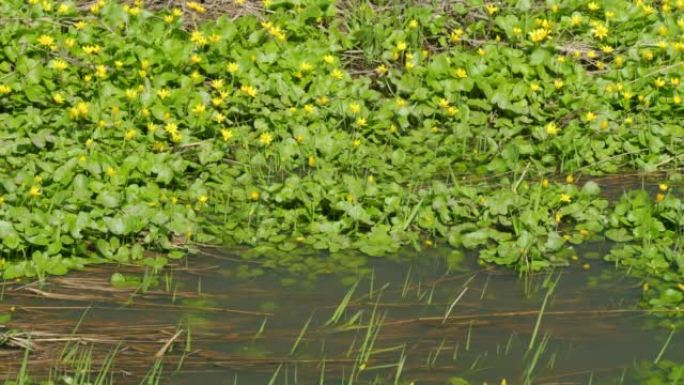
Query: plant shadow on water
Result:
<box><xmin>0</xmin><ymin>244</ymin><xmax>682</xmax><ymax>385</ymax></box>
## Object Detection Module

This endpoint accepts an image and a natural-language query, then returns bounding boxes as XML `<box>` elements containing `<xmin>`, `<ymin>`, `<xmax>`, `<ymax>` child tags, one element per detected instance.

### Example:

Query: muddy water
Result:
<box><xmin>0</xmin><ymin>242</ymin><xmax>681</xmax><ymax>385</ymax></box>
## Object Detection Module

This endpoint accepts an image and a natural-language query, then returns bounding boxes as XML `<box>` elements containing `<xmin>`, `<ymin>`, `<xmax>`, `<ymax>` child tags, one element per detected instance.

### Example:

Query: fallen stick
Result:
<box><xmin>155</xmin><ymin>329</ymin><xmax>184</xmax><ymax>358</ymax></box>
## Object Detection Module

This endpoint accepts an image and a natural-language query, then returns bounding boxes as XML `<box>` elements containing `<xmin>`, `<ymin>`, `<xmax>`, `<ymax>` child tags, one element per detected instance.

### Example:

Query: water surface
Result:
<box><xmin>0</xmin><ymin>245</ymin><xmax>680</xmax><ymax>385</ymax></box>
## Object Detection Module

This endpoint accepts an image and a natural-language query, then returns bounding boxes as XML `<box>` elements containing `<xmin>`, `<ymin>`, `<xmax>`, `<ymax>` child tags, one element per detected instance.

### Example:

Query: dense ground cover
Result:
<box><xmin>0</xmin><ymin>0</ymin><xmax>683</xmax><ymax>312</ymax></box>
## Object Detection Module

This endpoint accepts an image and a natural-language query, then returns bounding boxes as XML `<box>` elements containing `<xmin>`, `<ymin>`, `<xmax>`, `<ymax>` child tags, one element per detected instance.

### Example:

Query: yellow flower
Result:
<box><xmin>191</xmin><ymin>103</ymin><xmax>206</xmax><ymax>114</ymax></box>
<box><xmin>37</xmin><ymin>34</ymin><xmax>55</xmax><ymax>47</ymax></box>
<box><xmin>530</xmin><ymin>82</ymin><xmax>540</xmax><ymax>92</ymax></box>
<box><xmin>51</xmin><ymin>59</ymin><xmax>68</xmax><ymax>71</ymax></box>
<box><xmin>485</xmin><ymin>3</ymin><xmax>498</xmax><ymax>15</ymax></box>
<box><xmin>95</xmin><ymin>64</ymin><xmax>107</xmax><ymax>78</ymax></box>
<box><xmin>190</xmin><ymin>71</ymin><xmax>202</xmax><ymax>82</ymax></box>
<box><xmin>545</xmin><ymin>122</ymin><xmax>559</xmax><ymax>135</ymax></box>
<box><xmin>323</xmin><ymin>55</ymin><xmax>335</xmax><ymax>64</ymax></box>
<box><xmin>349</xmin><ymin>103</ymin><xmax>361</xmax><ymax>114</ymax></box>
<box><xmin>0</xmin><ymin>195</ymin><xmax>4</xmax><ymax>205</ymax></box>
<box><xmin>170</xmin><ymin>132</ymin><xmax>182</xmax><ymax>143</ymax></box>
<box><xmin>585</xmin><ymin>111</ymin><xmax>596</xmax><ymax>122</ymax></box>
<box><xmin>82</xmin><ymin>45</ymin><xmax>101</xmax><ymax>55</ymax></box>
<box><xmin>57</xmin><ymin>3</ymin><xmax>70</xmax><ymax>14</ymax></box>
<box><xmin>601</xmin><ymin>45</ymin><xmax>614</xmax><ymax>54</ymax></box>
<box><xmin>187</xmin><ymin>1</ymin><xmax>206</xmax><ymax>13</ymax></box>
<box><xmin>308</xmin><ymin>156</ymin><xmax>316</xmax><ymax>167</ymax></box>
<box><xmin>250</xmin><ymin>191</ymin><xmax>260</xmax><ymax>201</ymax></box>
<box><xmin>258</xmin><ymin>132</ymin><xmax>273</xmax><ymax>146</ymax></box>
<box><xmin>89</xmin><ymin>0</ymin><xmax>104</xmax><ymax>14</ymax></box>
<box><xmin>396</xmin><ymin>41</ymin><xmax>407</xmax><ymax>51</ymax></box>
<box><xmin>655</xmin><ymin>78</ymin><xmax>666</xmax><ymax>88</ymax></box>
<box><xmin>331</xmin><ymin>69</ymin><xmax>344</xmax><ymax>80</ymax></box>
<box><xmin>570</xmin><ymin>13</ymin><xmax>583</xmax><ymax>26</ymax></box>
<box><xmin>542</xmin><ymin>179</ymin><xmax>549</xmax><ymax>188</ymax></box>
<box><xmin>450</xmin><ymin>28</ymin><xmax>464</xmax><ymax>42</ymax></box>
<box><xmin>592</xmin><ymin>23</ymin><xmax>608</xmax><ymax>40</ymax></box>
<box><xmin>554</xmin><ymin>79</ymin><xmax>564</xmax><ymax>89</ymax></box>
<box><xmin>164</xmin><ymin>122</ymin><xmax>178</xmax><ymax>135</ymax></box>
<box><xmin>198</xmin><ymin>195</ymin><xmax>208</xmax><ymax>204</ymax></box>
<box><xmin>658</xmin><ymin>25</ymin><xmax>668</xmax><ymax>36</ymax></box>
<box><xmin>157</xmin><ymin>88</ymin><xmax>171</xmax><ymax>100</ymax></box>
<box><xmin>125</xmin><ymin>88</ymin><xmax>138</xmax><ymax>100</ymax></box>
<box><xmin>124</xmin><ymin>129</ymin><xmax>137</xmax><ymax>141</ymax></box>
<box><xmin>213</xmin><ymin>112</ymin><xmax>226</xmax><ymax>123</ymax></box>
<box><xmin>659</xmin><ymin>183</ymin><xmax>669</xmax><ymax>192</ymax></box>
<box><xmin>261</xmin><ymin>21</ymin><xmax>286</xmax><ymax>41</ymax></box>
<box><xmin>241</xmin><ymin>85</ymin><xmax>257</xmax><ymax>97</ymax></box>
<box><xmin>454</xmin><ymin>68</ymin><xmax>467</xmax><ymax>79</ymax></box>
<box><xmin>211</xmin><ymin>79</ymin><xmax>225</xmax><ymax>90</ymax></box>
<box><xmin>656</xmin><ymin>193</ymin><xmax>665</xmax><ymax>202</ymax></box>
<box><xmin>352</xmin><ymin>139</ymin><xmax>361</xmax><ymax>147</ymax></box>
<box><xmin>355</xmin><ymin>117</ymin><xmax>367</xmax><ymax>127</ymax></box>
<box><xmin>642</xmin><ymin>50</ymin><xmax>654</xmax><ymax>61</ymax></box>
<box><xmin>299</xmin><ymin>62</ymin><xmax>313</xmax><ymax>72</ymax></box>
<box><xmin>587</xmin><ymin>1</ymin><xmax>600</xmax><ymax>11</ymax></box>
<box><xmin>190</xmin><ymin>31</ymin><xmax>207</xmax><ymax>46</ymax></box>
<box><xmin>376</xmin><ymin>64</ymin><xmax>388</xmax><ymax>75</ymax></box>
<box><xmin>220</xmin><ymin>128</ymin><xmax>233</xmax><ymax>141</ymax></box>
<box><xmin>674</xmin><ymin>95</ymin><xmax>682</xmax><ymax>104</ymax></box>
<box><xmin>29</xmin><ymin>185</ymin><xmax>41</xmax><ymax>197</ymax></box>
<box><xmin>529</xmin><ymin>28</ymin><xmax>550</xmax><ymax>43</ymax></box>
<box><xmin>53</xmin><ymin>93</ymin><xmax>64</xmax><ymax>104</ymax></box>
<box><xmin>63</xmin><ymin>37</ymin><xmax>76</xmax><ymax>48</ymax></box>
<box><xmin>68</xmin><ymin>101</ymin><xmax>89</xmax><ymax>119</ymax></box>
<box><xmin>566</xmin><ymin>174</ymin><xmax>574</xmax><ymax>184</ymax></box>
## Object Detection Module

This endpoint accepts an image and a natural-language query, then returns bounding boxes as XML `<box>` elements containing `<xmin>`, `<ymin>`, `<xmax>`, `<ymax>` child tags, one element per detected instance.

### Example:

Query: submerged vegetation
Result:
<box><xmin>0</xmin><ymin>0</ymin><xmax>684</xmax><ymax>317</ymax></box>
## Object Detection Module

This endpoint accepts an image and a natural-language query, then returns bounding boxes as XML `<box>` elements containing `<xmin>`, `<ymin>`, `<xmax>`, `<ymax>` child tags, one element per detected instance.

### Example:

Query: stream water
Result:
<box><xmin>0</xmin><ymin>243</ymin><xmax>681</xmax><ymax>385</ymax></box>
